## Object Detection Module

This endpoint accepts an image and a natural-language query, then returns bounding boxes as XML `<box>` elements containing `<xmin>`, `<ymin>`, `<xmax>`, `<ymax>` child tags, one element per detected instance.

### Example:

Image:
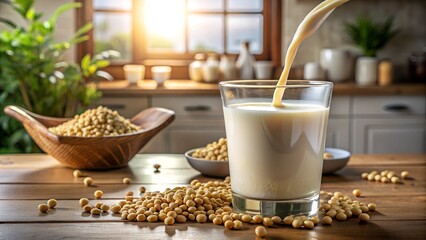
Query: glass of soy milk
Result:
<box><xmin>220</xmin><ymin>80</ymin><xmax>333</xmax><ymax>217</ymax></box>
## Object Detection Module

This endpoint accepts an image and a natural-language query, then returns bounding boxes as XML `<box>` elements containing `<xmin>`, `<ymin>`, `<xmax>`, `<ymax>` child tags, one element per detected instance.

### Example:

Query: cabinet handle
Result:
<box><xmin>383</xmin><ymin>104</ymin><xmax>410</xmax><ymax>112</ymax></box>
<box><xmin>103</xmin><ymin>104</ymin><xmax>126</xmax><ymax>110</ymax></box>
<box><xmin>184</xmin><ymin>105</ymin><xmax>211</xmax><ymax>111</ymax></box>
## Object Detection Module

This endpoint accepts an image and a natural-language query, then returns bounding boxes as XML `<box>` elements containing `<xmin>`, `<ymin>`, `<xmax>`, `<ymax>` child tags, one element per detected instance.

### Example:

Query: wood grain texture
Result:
<box><xmin>95</xmin><ymin>80</ymin><xmax>426</xmax><ymax>97</ymax></box>
<box><xmin>0</xmin><ymin>154</ymin><xmax>425</xmax><ymax>239</ymax></box>
<box><xmin>4</xmin><ymin>106</ymin><xmax>175</xmax><ymax>169</ymax></box>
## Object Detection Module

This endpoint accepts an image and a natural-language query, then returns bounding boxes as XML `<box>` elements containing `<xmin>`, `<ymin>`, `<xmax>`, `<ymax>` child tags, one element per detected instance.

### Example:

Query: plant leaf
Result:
<box><xmin>25</xmin><ymin>7</ymin><xmax>35</xmax><ymax>20</ymax></box>
<box><xmin>81</xmin><ymin>54</ymin><xmax>91</xmax><ymax>70</ymax></box>
<box><xmin>73</xmin><ymin>22</ymin><xmax>93</xmax><ymax>38</ymax></box>
<box><xmin>96</xmin><ymin>70</ymin><xmax>113</xmax><ymax>81</ymax></box>
<box><xmin>0</xmin><ymin>17</ymin><xmax>17</xmax><ymax>28</ymax></box>
<box><xmin>49</xmin><ymin>2</ymin><xmax>81</xmax><ymax>25</ymax></box>
<box><xmin>95</xmin><ymin>60</ymin><xmax>110</xmax><ymax>68</ymax></box>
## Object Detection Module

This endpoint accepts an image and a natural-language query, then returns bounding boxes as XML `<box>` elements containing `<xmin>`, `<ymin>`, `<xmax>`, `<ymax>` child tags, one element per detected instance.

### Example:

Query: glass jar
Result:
<box><xmin>203</xmin><ymin>53</ymin><xmax>220</xmax><ymax>83</ymax></box>
<box><xmin>189</xmin><ymin>53</ymin><xmax>206</xmax><ymax>82</ymax></box>
<box><xmin>408</xmin><ymin>51</ymin><xmax>426</xmax><ymax>83</ymax></box>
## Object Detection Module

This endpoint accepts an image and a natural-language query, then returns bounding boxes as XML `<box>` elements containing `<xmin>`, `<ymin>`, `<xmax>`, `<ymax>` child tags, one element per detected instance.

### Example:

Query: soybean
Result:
<box><xmin>401</xmin><ymin>171</ymin><xmax>410</xmax><ymax>179</ymax></box>
<box><xmin>164</xmin><ymin>216</ymin><xmax>175</xmax><ymax>225</ymax></box>
<box><xmin>47</xmin><ymin>199</ymin><xmax>57</xmax><ymax>209</ymax></box>
<box><xmin>79</xmin><ymin>198</ymin><xmax>89</xmax><ymax>207</ymax></box>
<box><xmin>359</xmin><ymin>213</ymin><xmax>370</xmax><ymax>222</ymax></box>
<box><xmin>352</xmin><ymin>189</ymin><xmax>362</xmax><ymax>197</ymax></box>
<box><xmin>38</xmin><ymin>204</ymin><xmax>49</xmax><ymax>213</ymax></box>
<box><xmin>303</xmin><ymin>220</ymin><xmax>314</xmax><ymax>229</ymax></box>
<box><xmin>123</xmin><ymin>178</ymin><xmax>131</xmax><ymax>184</ymax></box>
<box><xmin>262</xmin><ymin>217</ymin><xmax>273</xmax><ymax>227</ymax></box>
<box><xmin>73</xmin><ymin>170</ymin><xmax>82</xmax><ymax>178</ymax></box>
<box><xmin>224</xmin><ymin>220</ymin><xmax>233</xmax><ymax>229</ymax></box>
<box><xmin>90</xmin><ymin>208</ymin><xmax>101</xmax><ymax>215</ymax></box>
<box><xmin>255</xmin><ymin>226</ymin><xmax>267</xmax><ymax>238</ymax></box>
<box><xmin>233</xmin><ymin>220</ymin><xmax>243</xmax><ymax>230</ymax></box>
<box><xmin>322</xmin><ymin>216</ymin><xmax>333</xmax><ymax>225</ymax></box>
<box><xmin>83</xmin><ymin>177</ymin><xmax>93</xmax><ymax>187</ymax></box>
<box><xmin>94</xmin><ymin>190</ymin><xmax>103</xmax><ymax>199</ymax></box>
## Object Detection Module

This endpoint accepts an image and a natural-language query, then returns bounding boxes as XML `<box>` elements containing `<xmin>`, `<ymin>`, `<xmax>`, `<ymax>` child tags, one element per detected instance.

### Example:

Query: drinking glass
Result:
<box><xmin>219</xmin><ymin>80</ymin><xmax>333</xmax><ymax>217</ymax></box>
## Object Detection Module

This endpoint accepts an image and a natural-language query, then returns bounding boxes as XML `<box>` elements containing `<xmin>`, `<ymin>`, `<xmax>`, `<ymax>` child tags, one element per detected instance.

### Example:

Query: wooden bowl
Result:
<box><xmin>4</xmin><ymin>105</ymin><xmax>175</xmax><ymax>169</ymax></box>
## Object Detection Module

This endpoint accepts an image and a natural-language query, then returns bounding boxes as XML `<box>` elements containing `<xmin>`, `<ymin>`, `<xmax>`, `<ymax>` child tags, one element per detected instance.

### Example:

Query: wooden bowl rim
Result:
<box><xmin>4</xmin><ymin>105</ymin><xmax>175</xmax><ymax>145</ymax></box>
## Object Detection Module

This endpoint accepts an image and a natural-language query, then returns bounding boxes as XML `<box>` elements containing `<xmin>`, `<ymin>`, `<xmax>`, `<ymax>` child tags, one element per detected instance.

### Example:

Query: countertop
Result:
<box><xmin>0</xmin><ymin>153</ymin><xmax>425</xmax><ymax>239</ymax></box>
<box><xmin>95</xmin><ymin>80</ymin><xmax>426</xmax><ymax>97</ymax></box>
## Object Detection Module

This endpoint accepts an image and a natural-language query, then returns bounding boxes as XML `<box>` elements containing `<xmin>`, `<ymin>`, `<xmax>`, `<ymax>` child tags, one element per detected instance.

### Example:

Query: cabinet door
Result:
<box><xmin>326</xmin><ymin>118</ymin><xmax>350</xmax><ymax>150</ymax></box>
<box><xmin>166</xmin><ymin>127</ymin><xmax>226</xmax><ymax>153</ymax></box>
<box><xmin>95</xmin><ymin>97</ymin><xmax>149</xmax><ymax>118</ymax></box>
<box><xmin>352</xmin><ymin>118</ymin><xmax>426</xmax><ymax>154</ymax></box>
<box><xmin>140</xmin><ymin>131</ymin><xmax>167</xmax><ymax>153</ymax></box>
<box><xmin>152</xmin><ymin>96</ymin><xmax>223</xmax><ymax>117</ymax></box>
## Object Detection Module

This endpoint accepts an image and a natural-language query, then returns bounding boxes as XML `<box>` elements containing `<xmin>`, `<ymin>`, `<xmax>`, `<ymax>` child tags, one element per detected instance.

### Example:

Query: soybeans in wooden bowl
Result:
<box><xmin>4</xmin><ymin>105</ymin><xmax>175</xmax><ymax>169</ymax></box>
<box><xmin>184</xmin><ymin>138</ymin><xmax>230</xmax><ymax>178</ymax></box>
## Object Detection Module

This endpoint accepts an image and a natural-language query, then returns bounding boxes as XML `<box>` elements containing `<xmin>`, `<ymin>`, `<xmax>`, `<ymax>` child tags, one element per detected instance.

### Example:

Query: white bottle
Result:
<box><xmin>202</xmin><ymin>53</ymin><xmax>220</xmax><ymax>83</ymax></box>
<box><xmin>189</xmin><ymin>53</ymin><xmax>205</xmax><ymax>82</ymax></box>
<box><xmin>236</xmin><ymin>41</ymin><xmax>255</xmax><ymax>80</ymax></box>
<box><xmin>219</xmin><ymin>55</ymin><xmax>236</xmax><ymax>80</ymax></box>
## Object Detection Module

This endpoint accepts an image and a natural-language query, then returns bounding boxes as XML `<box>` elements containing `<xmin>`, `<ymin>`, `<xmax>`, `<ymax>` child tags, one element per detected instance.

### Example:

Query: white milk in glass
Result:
<box><xmin>224</xmin><ymin>102</ymin><xmax>329</xmax><ymax>200</ymax></box>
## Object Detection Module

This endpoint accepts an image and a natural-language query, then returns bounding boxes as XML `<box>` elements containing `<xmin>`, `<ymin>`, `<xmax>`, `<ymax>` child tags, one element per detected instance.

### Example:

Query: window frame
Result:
<box><xmin>76</xmin><ymin>0</ymin><xmax>282</xmax><ymax>79</ymax></box>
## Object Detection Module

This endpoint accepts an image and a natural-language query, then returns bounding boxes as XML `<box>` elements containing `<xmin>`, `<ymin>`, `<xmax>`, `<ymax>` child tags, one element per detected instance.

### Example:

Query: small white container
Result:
<box><xmin>320</xmin><ymin>48</ymin><xmax>352</xmax><ymax>82</ymax></box>
<box><xmin>219</xmin><ymin>55</ymin><xmax>236</xmax><ymax>80</ymax></box>
<box><xmin>123</xmin><ymin>64</ymin><xmax>145</xmax><ymax>84</ymax></box>
<box><xmin>203</xmin><ymin>54</ymin><xmax>220</xmax><ymax>82</ymax></box>
<box><xmin>356</xmin><ymin>57</ymin><xmax>377</xmax><ymax>86</ymax></box>
<box><xmin>303</xmin><ymin>62</ymin><xmax>323</xmax><ymax>80</ymax></box>
<box><xmin>189</xmin><ymin>53</ymin><xmax>206</xmax><ymax>82</ymax></box>
<box><xmin>254</xmin><ymin>61</ymin><xmax>274</xmax><ymax>79</ymax></box>
<box><xmin>151</xmin><ymin>66</ymin><xmax>172</xmax><ymax>85</ymax></box>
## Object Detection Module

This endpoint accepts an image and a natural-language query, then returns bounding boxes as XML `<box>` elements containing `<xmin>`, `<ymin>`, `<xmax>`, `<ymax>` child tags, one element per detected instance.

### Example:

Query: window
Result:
<box><xmin>76</xmin><ymin>0</ymin><xmax>281</xmax><ymax>79</ymax></box>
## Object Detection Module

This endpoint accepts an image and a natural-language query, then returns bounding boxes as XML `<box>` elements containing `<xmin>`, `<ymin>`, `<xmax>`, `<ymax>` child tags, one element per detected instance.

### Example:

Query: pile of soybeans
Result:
<box><xmin>48</xmin><ymin>106</ymin><xmax>141</xmax><ymax>137</ymax></box>
<box><xmin>191</xmin><ymin>138</ymin><xmax>228</xmax><ymax>161</ymax></box>
<box><xmin>72</xmin><ymin>177</ymin><xmax>376</xmax><ymax>238</ymax></box>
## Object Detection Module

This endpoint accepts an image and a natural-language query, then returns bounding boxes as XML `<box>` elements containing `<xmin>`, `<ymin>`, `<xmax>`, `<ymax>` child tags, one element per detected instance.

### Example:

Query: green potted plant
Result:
<box><xmin>0</xmin><ymin>0</ymin><xmax>119</xmax><ymax>153</ymax></box>
<box><xmin>344</xmin><ymin>16</ymin><xmax>398</xmax><ymax>85</ymax></box>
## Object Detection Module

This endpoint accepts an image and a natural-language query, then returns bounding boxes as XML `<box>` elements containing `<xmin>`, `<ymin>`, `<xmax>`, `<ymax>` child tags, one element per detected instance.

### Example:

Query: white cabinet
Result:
<box><xmin>353</xmin><ymin>118</ymin><xmax>426</xmax><ymax>154</ymax></box>
<box><xmin>326</xmin><ymin>96</ymin><xmax>350</xmax><ymax>150</ymax></box>
<box><xmin>327</xmin><ymin>118</ymin><xmax>350</xmax><ymax>150</ymax></box>
<box><xmin>98</xmin><ymin>94</ymin><xmax>426</xmax><ymax>154</ymax></box>
<box><xmin>352</xmin><ymin>96</ymin><xmax>426</xmax><ymax>154</ymax></box>
<box><xmin>150</xmin><ymin>95</ymin><xmax>226</xmax><ymax>153</ymax></box>
<box><xmin>95</xmin><ymin>97</ymin><xmax>149</xmax><ymax>118</ymax></box>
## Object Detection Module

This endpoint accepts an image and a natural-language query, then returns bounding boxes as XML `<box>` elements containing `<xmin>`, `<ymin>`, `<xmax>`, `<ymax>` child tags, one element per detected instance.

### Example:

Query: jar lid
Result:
<box><xmin>194</xmin><ymin>53</ymin><xmax>206</xmax><ymax>61</ymax></box>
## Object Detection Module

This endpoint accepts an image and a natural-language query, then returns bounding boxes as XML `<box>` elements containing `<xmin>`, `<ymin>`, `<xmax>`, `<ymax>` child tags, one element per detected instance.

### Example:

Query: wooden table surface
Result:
<box><xmin>0</xmin><ymin>154</ymin><xmax>425</xmax><ymax>240</ymax></box>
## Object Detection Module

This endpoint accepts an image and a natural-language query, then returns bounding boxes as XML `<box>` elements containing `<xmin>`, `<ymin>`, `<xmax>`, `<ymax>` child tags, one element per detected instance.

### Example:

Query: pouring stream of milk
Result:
<box><xmin>272</xmin><ymin>0</ymin><xmax>349</xmax><ymax>107</ymax></box>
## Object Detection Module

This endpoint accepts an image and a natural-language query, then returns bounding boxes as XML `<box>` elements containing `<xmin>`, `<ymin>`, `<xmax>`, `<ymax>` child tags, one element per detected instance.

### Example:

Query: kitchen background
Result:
<box><xmin>0</xmin><ymin>0</ymin><xmax>425</xmax><ymax>154</ymax></box>
<box><xmin>2</xmin><ymin>0</ymin><xmax>425</xmax><ymax>79</ymax></box>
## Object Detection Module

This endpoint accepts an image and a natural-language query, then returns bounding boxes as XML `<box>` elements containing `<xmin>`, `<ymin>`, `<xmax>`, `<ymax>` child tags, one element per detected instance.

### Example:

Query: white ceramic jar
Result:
<box><xmin>203</xmin><ymin>54</ymin><xmax>220</xmax><ymax>82</ymax></box>
<box><xmin>151</xmin><ymin>66</ymin><xmax>172</xmax><ymax>86</ymax></box>
<box><xmin>303</xmin><ymin>62</ymin><xmax>323</xmax><ymax>80</ymax></box>
<box><xmin>219</xmin><ymin>55</ymin><xmax>236</xmax><ymax>80</ymax></box>
<box><xmin>254</xmin><ymin>61</ymin><xmax>274</xmax><ymax>79</ymax></box>
<box><xmin>123</xmin><ymin>65</ymin><xmax>145</xmax><ymax>84</ymax></box>
<box><xmin>189</xmin><ymin>53</ymin><xmax>205</xmax><ymax>82</ymax></box>
<box><xmin>320</xmin><ymin>49</ymin><xmax>352</xmax><ymax>82</ymax></box>
<box><xmin>355</xmin><ymin>57</ymin><xmax>377</xmax><ymax>86</ymax></box>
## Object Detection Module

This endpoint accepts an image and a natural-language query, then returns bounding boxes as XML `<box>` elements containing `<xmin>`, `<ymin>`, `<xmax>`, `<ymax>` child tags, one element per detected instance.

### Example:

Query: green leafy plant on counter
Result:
<box><xmin>344</xmin><ymin>16</ymin><xmax>399</xmax><ymax>57</ymax></box>
<box><xmin>0</xmin><ymin>0</ymin><xmax>120</xmax><ymax>153</ymax></box>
